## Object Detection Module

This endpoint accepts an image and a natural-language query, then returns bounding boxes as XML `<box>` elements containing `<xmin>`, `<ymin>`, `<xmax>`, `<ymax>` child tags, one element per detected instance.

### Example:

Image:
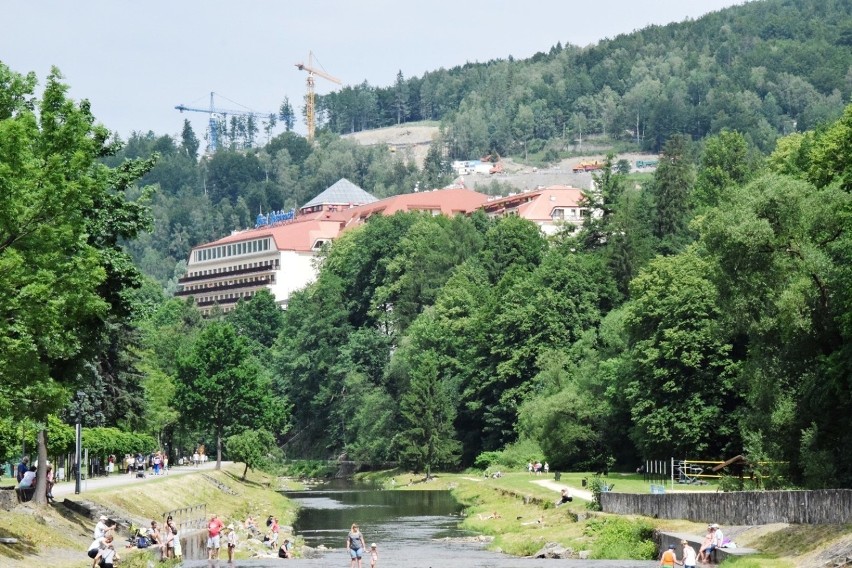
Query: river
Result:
<box><xmin>181</xmin><ymin>480</ymin><xmax>656</xmax><ymax>567</ymax></box>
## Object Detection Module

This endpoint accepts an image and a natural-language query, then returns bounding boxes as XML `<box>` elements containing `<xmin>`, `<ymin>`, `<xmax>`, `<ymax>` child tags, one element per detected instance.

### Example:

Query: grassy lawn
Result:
<box><xmin>554</xmin><ymin>470</ymin><xmax>719</xmax><ymax>494</ymax></box>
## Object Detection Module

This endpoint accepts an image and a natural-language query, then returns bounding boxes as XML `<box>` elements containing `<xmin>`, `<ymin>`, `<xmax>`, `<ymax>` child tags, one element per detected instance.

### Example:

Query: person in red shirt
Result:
<box><xmin>207</xmin><ymin>513</ymin><xmax>224</xmax><ymax>560</ymax></box>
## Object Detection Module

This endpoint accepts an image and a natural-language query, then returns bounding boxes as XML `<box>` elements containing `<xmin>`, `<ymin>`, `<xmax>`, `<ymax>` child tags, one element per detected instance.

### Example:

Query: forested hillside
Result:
<box><xmin>270</xmin><ymin>106</ymin><xmax>852</xmax><ymax>486</ymax></box>
<box><xmin>318</xmin><ymin>0</ymin><xmax>851</xmax><ymax>156</ymax></box>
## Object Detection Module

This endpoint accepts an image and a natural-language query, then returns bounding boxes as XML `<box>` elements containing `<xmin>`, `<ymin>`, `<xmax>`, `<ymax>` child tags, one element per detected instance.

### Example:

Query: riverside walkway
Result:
<box><xmin>51</xmin><ymin>459</ymin><xmax>223</xmax><ymax>497</ymax></box>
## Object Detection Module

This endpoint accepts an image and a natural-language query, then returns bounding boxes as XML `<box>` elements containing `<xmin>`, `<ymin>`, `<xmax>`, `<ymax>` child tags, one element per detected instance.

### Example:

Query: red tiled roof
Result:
<box><xmin>482</xmin><ymin>186</ymin><xmax>585</xmax><ymax>221</ymax></box>
<box><xmin>201</xmin><ymin>217</ymin><xmax>344</xmax><ymax>252</ymax></box>
<box><xmin>342</xmin><ymin>188</ymin><xmax>489</xmax><ymax>227</ymax></box>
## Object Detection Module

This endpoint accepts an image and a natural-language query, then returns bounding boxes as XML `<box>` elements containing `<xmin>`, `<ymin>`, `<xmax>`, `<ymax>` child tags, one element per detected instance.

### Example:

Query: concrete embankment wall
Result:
<box><xmin>602</xmin><ymin>489</ymin><xmax>852</xmax><ymax>524</ymax></box>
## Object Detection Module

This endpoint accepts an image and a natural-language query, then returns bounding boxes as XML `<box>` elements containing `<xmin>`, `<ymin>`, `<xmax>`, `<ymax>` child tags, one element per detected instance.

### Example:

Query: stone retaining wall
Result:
<box><xmin>602</xmin><ymin>489</ymin><xmax>852</xmax><ymax>525</ymax></box>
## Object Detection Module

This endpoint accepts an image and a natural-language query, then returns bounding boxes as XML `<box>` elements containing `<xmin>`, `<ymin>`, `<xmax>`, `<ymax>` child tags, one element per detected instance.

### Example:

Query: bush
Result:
<box><xmin>472</xmin><ymin>439</ymin><xmax>543</xmax><ymax>471</ymax></box>
<box><xmin>584</xmin><ymin>517</ymin><xmax>656</xmax><ymax>559</ymax></box>
<box><xmin>473</xmin><ymin>451</ymin><xmax>501</xmax><ymax>470</ymax></box>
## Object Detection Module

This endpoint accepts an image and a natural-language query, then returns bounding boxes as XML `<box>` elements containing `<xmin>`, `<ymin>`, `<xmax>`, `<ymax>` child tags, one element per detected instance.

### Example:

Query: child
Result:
<box><xmin>226</xmin><ymin>524</ymin><xmax>238</xmax><ymax>563</ymax></box>
<box><xmin>370</xmin><ymin>542</ymin><xmax>378</xmax><ymax>568</ymax></box>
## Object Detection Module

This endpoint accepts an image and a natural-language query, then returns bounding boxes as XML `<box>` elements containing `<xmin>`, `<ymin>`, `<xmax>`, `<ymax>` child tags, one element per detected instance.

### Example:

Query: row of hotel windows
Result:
<box><xmin>194</xmin><ymin>238</ymin><xmax>271</xmax><ymax>262</ymax></box>
<box><xmin>183</xmin><ymin>274</ymin><xmax>275</xmax><ymax>292</ymax></box>
<box><xmin>188</xmin><ymin>259</ymin><xmax>278</xmax><ymax>278</ymax></box>
<box><xmin>199</xmin><ymin>289</ymin><xmax>258</xmax><ymax>305</ymax></box>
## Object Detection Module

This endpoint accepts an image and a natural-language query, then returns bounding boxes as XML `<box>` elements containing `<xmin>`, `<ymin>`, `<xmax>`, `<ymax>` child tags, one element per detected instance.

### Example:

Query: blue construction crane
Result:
<box><xmin>175</xmin><ymin>92</ymin><xmax>275</xmax><ymax>153</ymax></box>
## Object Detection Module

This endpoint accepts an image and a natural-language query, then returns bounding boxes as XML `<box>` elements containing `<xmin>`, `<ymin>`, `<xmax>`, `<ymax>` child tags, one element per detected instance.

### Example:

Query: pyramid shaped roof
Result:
<box><xmin>300</xmin><ymin>178</ymin><xmax>378</xmax><ymax>211</ymax></box>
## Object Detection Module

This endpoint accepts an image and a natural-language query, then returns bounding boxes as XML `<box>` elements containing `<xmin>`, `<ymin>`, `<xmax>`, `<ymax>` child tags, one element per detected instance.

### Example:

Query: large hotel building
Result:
<box><xmin>176</xmin><ymin>179</ymin><xmax>589</xmax><ymax>314</ymax></box>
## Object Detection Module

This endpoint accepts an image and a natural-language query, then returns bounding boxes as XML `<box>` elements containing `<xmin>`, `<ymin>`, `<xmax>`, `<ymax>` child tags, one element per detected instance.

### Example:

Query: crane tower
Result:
<box><xmin>295</xmin><ymin>52</ymin><xmax>341</xmax><ymax>142</ymax></box>
<box><xmin>175</xmin><ymin>92</ymin><xmax>275</xmax><ymax>153</ymax></box>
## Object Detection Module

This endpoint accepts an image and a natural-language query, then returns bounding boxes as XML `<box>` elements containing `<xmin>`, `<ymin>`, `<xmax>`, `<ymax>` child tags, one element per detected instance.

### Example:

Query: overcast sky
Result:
<box><xmin>2</xmin><ymin>0</ymin><xmax>744</xmax><ymax>142</ymax></box>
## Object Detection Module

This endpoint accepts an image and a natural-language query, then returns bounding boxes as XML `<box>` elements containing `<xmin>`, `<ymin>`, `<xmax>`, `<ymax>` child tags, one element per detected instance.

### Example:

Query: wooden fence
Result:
<box><xmin>601</xmin><ymin>489</ymin><xmax>852</xmax><ymax>524</ymax></box>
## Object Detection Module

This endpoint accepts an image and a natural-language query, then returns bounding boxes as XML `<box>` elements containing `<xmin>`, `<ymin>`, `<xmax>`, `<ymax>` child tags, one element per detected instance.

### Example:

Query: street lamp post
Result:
<box><xmin>74</xmin><ymin>421</ymin><xmax>81</xmax><ymax>494</ymax></box>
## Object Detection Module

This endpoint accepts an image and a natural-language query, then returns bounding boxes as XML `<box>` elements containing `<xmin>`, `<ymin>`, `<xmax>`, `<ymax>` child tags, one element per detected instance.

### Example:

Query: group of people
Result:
<box><xmin>206</xmin><ymin>513</ymin><xmax>239</xmax><ymax>562</ymax></box>
<box><xmin>15</xmin><ymin>455</ymin><xmax>55</xmax><ymax>502</ymax></box>
<box><xmin>87</xmin><ymin>515</ymin><xmax>119</xmax><ymax>568</ymax></box>
<box><xmin>659</xmin><ymin>523</ymin><xmax>726</xmax><ymax>567</ymax></box>
<box><xmin>659</xmin><ymin>541</ymin><xmax>697</xmax><ymax>568</ymax></box>
<box><xmin>698</xmin><ymin>523</ymin><xmax>727</xmax><ymax>563</ymax></box>
<box><xmin>527</xmin><ymin>461</ymin><xmax>549</xmax><ymax>475</ymax></box>
<box><xmin>347</xmin><ymin>523</ymin><xmax>378</xmax><ymax>568</ymax></box>
<box><xmin>123</xmin><ymin>451</ymin><xmax>168</xmax><ymax>477</ymax></box>
<box><xmin>207</xmin><ymin>513</ymin><xmax>294</xmax><ymax>561</ymax></box>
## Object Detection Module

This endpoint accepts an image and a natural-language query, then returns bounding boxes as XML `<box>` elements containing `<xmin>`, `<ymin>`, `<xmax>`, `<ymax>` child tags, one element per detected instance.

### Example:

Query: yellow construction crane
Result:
<box><xmin>295</xmin><ymin>51</ymin><xmax>342</xmax><ymax>142</ymax></box>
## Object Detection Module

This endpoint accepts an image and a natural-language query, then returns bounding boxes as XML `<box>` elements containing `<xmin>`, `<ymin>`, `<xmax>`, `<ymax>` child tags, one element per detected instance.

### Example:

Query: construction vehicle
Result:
<box><xmin>572</xmin><ymin>160</ymin><xmax>604</xmax><ymax>173</ymax></box>
<box><xmin>175</xmin><ymin>92</ymin><xmax>275</xmax><ymax>153</ymax></box>
<box><xmin>295</xmin><ymin>51</ymin><xmax>342</xmax><ymax>143</ymax></box>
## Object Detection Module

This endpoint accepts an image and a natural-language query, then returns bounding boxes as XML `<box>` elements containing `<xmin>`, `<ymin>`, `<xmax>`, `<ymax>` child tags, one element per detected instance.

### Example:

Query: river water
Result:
<box><xmin>181</xmin><ymin>480</ymin><xmax>656</xmax><ymax>568</ymax></box>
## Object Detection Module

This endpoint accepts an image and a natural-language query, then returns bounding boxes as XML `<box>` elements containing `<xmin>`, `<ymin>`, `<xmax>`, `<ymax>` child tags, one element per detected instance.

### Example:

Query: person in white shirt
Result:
<box><xmin>92</xmin><ymin>535</ymin><xmax>119</xmax><ymax>568</ymax></box>
<box><xmin>226</xmin><ymin>524</ymin><xmax>238</xmax><ymax>563</ymax></box>
<box><xmin>86</xmin><ymin>536</ymin><xmax>107</xmax><ymax>559</ymax></box>
<box><xmin>94</xmin><ymin>516</ymin><xmax>111</xmax><ymax>540</ymax></box>
<box><xmin>714</xmin><ymin>524</ymin><xmax>724</xmax><ymax>547</ymax></box>
<box><xmin>680</xmin><ymin>539</ymin><xmax>697</xmax><ymax>568</ymax></box>
<box><xmin>18</xmin><ymin>467</ymin><xmax>36</xmax><ymax>488</ymax></box>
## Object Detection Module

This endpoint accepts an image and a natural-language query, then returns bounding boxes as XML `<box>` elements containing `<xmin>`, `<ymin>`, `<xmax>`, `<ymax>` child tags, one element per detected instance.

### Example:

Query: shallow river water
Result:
<box><xmin>182</xmin><ymin>480</ymin><xmax>656</xmax><ymax>568</ymax></box>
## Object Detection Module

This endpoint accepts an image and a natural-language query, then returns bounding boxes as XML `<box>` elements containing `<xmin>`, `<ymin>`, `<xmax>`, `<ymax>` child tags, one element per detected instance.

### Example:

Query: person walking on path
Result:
<box><xmin>680</xmin><ymin>539</ymin><xmax>697</xmax><ymax>568</ymax></box>
<box><xmin>659</xmin><ymin>544</ymin><xmax>678</xmax><ymax>568</ymax></box>
<box><xmin>347</xmin><ymin>523</ymin><xmax>366</xmax><ymax>568</ymax></box>
<box><xmin>207</xmin><ymin>513</ymin><xmax>224</xmax><ymax>560</ymax></box>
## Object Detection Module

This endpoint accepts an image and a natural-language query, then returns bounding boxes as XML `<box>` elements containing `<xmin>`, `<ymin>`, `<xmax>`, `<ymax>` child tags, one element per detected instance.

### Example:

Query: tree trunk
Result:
<box><xmin>243</xmin><ymin>463</ymin><xmax>249</xmax><ymax>480</ymax></box>
<box><xmin>216</xmin><ymin>430</ymin><xmax>222</xmax><ymax>470</ymax></box>
<box><xmin>32</xmin><ymin>428</ymin><xmax>48</xmax><ymax>505</ymax></box>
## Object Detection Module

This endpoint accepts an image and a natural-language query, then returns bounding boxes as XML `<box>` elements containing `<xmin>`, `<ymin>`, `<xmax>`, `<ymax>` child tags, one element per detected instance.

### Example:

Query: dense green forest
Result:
<box><xmin>318</xmin><ymin>0</ymin><xmax>851</xmax><ymax>156</ymax></box>
<box><xmin>2</xmin><ymin>0</ymin><xmax>852</xmax><ymax>496</ymax></box>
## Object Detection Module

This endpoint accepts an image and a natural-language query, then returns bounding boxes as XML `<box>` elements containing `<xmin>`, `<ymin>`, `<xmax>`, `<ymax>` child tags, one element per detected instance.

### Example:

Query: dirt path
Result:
<box><xmin>531</xmin><ymin>478</ymin><xmax>593</xmax><ymax>502</ymax></box>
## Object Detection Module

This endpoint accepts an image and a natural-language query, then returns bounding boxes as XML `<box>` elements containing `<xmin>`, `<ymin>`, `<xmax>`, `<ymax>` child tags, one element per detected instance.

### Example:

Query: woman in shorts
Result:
<box><xmin>347</xmin><ymin>523</ymin><xmax>366</xmax><ymax>568</ymax></box>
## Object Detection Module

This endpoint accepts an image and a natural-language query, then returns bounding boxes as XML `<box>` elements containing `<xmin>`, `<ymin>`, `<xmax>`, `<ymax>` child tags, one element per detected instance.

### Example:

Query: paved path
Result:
<box><xmin>52</xmin><ymin>460</ymin><xmax>225</xmax><ymax>497</ymax></box>
<box><xmin>532</xmin><ymin>478</ymin><xmax>594</xmax><ymax>501</ymax></box>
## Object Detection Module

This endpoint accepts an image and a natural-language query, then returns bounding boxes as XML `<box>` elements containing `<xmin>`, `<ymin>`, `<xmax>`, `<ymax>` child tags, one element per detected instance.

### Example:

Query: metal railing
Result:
<box><xmin>163</xmin><ymin>503</ymin><xmax>207</xmax><ymax>533</ymax></box>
